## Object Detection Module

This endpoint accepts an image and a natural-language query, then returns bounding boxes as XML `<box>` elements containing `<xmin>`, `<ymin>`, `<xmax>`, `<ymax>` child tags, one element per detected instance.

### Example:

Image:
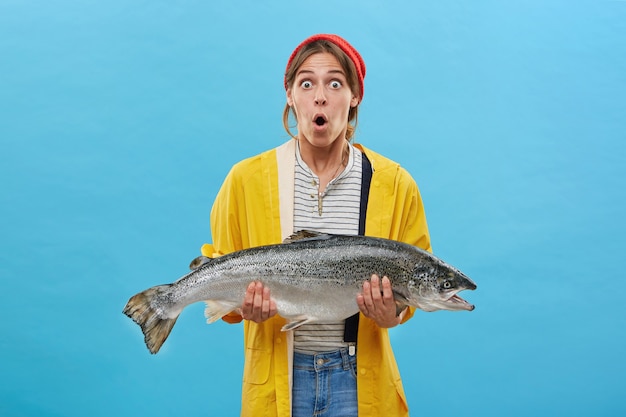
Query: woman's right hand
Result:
<box><xmin>240</xmin><ymin>281</ymin><xmax>277</xmax><ymax>323</ymax></box>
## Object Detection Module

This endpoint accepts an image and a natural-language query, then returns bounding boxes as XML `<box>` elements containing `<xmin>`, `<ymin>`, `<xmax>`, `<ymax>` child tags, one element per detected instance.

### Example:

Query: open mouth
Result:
<box><xmin>314</xmin><ymin>115</ymin><xmax>327</xmax><ymax>126</ymax></box>
<box><xmin>448</xmin><ymin>294</ymin><xmax>475</xmax><ymax>311</ymax></box>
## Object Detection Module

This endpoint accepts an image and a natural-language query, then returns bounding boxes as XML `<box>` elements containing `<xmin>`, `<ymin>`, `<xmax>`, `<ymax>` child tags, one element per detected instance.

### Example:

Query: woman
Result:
<box><xmin>202</xmin><ymin>34</ymin><xmax>431</xmax><ymax>417</ymax></box>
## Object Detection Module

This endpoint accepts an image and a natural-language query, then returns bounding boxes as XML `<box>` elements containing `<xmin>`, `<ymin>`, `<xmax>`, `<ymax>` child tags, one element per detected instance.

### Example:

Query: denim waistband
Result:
<box><xmin>293</xmin><ymin>348</ymin><xmax>355</xmax><ymax>372</ymax></box>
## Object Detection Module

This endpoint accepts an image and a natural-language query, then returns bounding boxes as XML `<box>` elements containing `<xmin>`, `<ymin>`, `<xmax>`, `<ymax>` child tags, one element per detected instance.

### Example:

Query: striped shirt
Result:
<box><xmin>293</xmin><ymin>141</ymin><xmax>363</xmax><ymax>354</ymax></box>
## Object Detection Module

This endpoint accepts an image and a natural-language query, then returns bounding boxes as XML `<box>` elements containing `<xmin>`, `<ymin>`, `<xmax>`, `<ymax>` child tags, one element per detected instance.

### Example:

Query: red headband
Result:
<box><xmin>284</xmin><ymin>34</ymin><xmax>366</xmax><ymax>100</ymax></box>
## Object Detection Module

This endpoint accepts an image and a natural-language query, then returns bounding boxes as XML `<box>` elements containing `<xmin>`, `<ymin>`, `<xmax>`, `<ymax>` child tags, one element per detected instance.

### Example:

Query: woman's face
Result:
<box><xmin>287</xmin><ymin>52</ymin><xmax>359</xmax><ymax>149</ymax></box>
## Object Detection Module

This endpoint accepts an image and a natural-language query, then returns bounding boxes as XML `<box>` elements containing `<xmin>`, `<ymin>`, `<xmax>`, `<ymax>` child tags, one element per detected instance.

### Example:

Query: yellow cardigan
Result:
<box><xmin>202</xmin><ymin>140</ymin><xmax>431</xmax><ymax>417</ymax></box>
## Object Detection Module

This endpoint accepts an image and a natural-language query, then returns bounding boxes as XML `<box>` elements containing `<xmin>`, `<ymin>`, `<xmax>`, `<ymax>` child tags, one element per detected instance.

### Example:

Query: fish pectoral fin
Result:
<box><xmin>392</xmin><ymin>290</ymin><xmax>411</xmax><ymax>316</ymax></box>
<box><xmin>283</xmin><ymin>230</ymin><xmax>332</xmax><ymax>244</ymax></box>
<box><xmin>204</xmin><ymin>300</ymin><xmax>239</xmax><ymax>324</ymax></box>
<box><xmin>395</xmin><ymin>301</ymin><xmax>409</xmax><ymax>317</ymax></box>
<box><xmin>280</xmin><ymin>316</ymin><xmax>314</xmax><ymax>331</ymax></box>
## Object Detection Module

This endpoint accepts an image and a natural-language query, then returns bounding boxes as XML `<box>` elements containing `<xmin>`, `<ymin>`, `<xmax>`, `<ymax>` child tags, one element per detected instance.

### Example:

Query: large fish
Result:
<box><xmin>123</xmin><ymin>231</ymin><xmax>477</xmax><ymax>354</ymax></box>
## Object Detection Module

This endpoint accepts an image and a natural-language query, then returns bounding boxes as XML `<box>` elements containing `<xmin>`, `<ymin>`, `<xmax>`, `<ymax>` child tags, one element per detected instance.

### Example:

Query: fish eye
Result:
<box><xmin>443</xmin><ymin>281</ymin><xmax>452</xmax><ymax>289</ymax></box>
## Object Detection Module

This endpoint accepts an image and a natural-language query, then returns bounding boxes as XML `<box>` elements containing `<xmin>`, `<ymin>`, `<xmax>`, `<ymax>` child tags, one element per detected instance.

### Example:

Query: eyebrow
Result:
<box><xmin>296</xmin><ymin>69</ymin><xmax>346</xmax><ymax>77</ymax></box>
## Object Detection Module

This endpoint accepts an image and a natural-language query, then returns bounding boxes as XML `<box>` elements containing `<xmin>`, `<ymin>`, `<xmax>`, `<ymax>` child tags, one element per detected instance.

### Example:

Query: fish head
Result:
<box><xmin>407</xmin><ymin>263</ymin><xmax>477</xmax><ymax>312</ymax></box>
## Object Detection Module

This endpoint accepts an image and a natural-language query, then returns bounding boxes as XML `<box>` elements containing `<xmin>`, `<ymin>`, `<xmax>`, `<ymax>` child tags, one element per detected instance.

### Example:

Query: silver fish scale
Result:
<box><xmin>155</xmin><ymin>235</ymin><xmax>425</xmax><ymax>322</ymax></box>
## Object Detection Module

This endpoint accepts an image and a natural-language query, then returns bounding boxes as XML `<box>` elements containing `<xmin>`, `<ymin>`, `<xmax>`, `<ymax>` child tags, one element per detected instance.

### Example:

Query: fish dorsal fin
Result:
<box><xmin>189</xmin><ymin>255</ymin><xmax>212</xmax><ymax>270</ymax></box>
<box><xmin>283</xmin><ymin>230</ymin><xmax>332</xmax><ymax>244</ymax></box>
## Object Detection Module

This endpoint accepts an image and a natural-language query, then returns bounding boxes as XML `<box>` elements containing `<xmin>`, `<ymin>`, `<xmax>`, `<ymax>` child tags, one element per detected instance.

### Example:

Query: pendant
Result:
<box><xmin>317</xmin><ymin>193</ymin><xmax>323</xmax><ymax>216</ymax></box>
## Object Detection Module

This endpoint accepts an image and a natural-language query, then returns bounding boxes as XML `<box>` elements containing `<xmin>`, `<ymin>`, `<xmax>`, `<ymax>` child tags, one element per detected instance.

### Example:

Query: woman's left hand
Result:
<box><xmin>357</xmin><ymin>274</ymin><xmax>404</xmax><ymax>328</ymax></box>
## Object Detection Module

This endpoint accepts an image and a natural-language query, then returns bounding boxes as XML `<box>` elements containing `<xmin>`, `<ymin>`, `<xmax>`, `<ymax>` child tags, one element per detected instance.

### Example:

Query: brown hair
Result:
<box><xmin>282</xmin><ymin>40</ymin><xmax>361</xmax><ymax>141</ymax></box>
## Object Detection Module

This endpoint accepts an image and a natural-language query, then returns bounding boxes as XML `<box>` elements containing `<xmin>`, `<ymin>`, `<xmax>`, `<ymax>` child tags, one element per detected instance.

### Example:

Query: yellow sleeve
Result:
<box><xmin>361</xmin><ymin>146</ymin><xmax>432</xmax><ymax>325</ymax></box>
<box><xmin>200</xmin><ymin>150</ymin><xmax>282</xmax><ymax>323</ymax></box>
<box><xmin>202</xmin><ymin>165</ymin><xmax>246</xmax><ymax>324</ymax></box>
<box><xmin>394</xmin><ymin>166</ymin><xmax>432</xmax><ymax>253</ymax></box>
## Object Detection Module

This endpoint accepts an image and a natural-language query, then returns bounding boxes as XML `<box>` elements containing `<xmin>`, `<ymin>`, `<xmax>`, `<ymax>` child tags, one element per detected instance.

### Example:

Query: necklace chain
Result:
<box><xmin>316</xmin><ymin>146</ymin><xmax>348</xmax><ymax>216</ymax></box>
<box><xmin>330</xmin><ymin>150</ymin><xmax>347</xmax><ymax>181</ymax></box>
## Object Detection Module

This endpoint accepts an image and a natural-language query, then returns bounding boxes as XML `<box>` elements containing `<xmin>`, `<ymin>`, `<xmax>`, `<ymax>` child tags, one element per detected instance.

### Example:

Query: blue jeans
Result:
<box><xmin>292</xmin><ymin>348</ymin><xmax>358</xmax><ymax>417</ymax></box>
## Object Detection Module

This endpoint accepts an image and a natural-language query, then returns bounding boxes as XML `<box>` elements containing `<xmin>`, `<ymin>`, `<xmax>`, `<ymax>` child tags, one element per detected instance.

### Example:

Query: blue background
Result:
<box><xmin>2</xmin><ymin>0</ymin><xmax>625</xmax><ymax>416</ymax></box>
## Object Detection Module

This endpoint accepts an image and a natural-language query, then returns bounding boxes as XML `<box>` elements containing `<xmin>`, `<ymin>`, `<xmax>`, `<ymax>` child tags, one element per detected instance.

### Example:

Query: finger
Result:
<box><xmin>263</xmin><ymin>286</ymin><xmax>277</xmax><ymax>319</ymax></box>
<box><xmin>356</xmin><ymin>293</ymin><xmax>367</xmax><ymax>313</ymax></box>
<box><xmin>268</xmin><ymin>299</ymin><xmax>278</xmax><ymax>318</ymax></box>
<box><xmin>370</xmin><ymin>274</ymin><xmax>382</xmax><ymax>303</ymax></box>
<box><xmin>381</xmin><ymin>276</ymin><xmax>394</xmax><ymax>303</ymax></box>
<box><xmin>261</xmin><ymin>286</ymin><xmax>272</xmax><ymax>318</ymax></box>
<box><xmin>362</xmin><ymin>280</ymin><xmax>374</xmax><ymax>309</ymax></box>
<box><xmin>252</xmin><ymin>282</ymin><xmax>264</xmax><ymax>316</ymax></box>
<box><xmin>380</xmin><ymin>277</ymin><xmax>399</xmax><ymax>323</ymax></box>
<box><xmin>242</xmin><ymin>281</ymin><xmax>257</xmax><ymax>315</ymax></box>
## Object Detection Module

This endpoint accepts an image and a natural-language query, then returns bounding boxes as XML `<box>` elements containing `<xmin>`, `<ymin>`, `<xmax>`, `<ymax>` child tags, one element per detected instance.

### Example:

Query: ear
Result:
<box><xmin>350</xmin><ymin>95</ymin><xmax>359</xmax><ymax>108</ymax></box>
<box><xmin>287</xmin><ymin>88</ymin><xmax>294</xmax><ymax>107</ymax></box>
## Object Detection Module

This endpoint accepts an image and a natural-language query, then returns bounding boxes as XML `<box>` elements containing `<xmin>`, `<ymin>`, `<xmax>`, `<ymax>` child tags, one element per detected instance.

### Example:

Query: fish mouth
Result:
<box><xmin>447</xmin><ymin>294</ymin><xmax>475</xmax><ymax>311</ymax></box>
<box><xmin>412</xmin><ymin>292</ymin><xmax>475</xmax><ymax>312</ymax></box>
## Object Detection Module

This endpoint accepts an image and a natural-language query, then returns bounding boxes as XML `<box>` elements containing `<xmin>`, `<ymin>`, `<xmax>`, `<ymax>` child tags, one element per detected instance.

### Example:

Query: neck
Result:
<box><xmin>297</xmin><ymin>138</ymin><xmax>348</xmax><ymax>193</ymax></box>
<box><xmin>297</xmin><ymin>138</ymin><xmax>348</xmax><ymax>176</ymax></box>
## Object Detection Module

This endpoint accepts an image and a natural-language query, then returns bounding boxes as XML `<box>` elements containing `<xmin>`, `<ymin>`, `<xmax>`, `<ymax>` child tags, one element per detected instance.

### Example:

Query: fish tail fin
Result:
<box><xmin>123</xmin><ymin>285</ymin><xmax>179</xmax><ymax>354</ymax></box>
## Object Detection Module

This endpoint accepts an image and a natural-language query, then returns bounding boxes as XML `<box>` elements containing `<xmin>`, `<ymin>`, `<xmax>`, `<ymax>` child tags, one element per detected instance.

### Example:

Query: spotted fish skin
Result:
<box><xmin>123</xmin><ymin>232</ymin><xmax>477</xmax><ymax>354</ymax></box>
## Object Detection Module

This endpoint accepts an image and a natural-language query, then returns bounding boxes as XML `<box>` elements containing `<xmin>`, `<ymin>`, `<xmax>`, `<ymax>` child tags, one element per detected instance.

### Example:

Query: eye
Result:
<box><xmin>329</xmin><ymin>80</ymin><xmax>342</xmax><ymax>89</ymax></box>
<box><xmin>300</xmin><ymin>80</ymin><xmax>313</xmax><ymax>89</ymax></box>
<box><xmin>443</xmin><ymin>281</ymin><xmax>452</xmax><ymax>289</ymax></box>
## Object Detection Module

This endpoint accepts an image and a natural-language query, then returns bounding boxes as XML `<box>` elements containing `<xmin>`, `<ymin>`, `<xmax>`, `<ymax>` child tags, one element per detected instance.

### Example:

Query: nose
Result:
<box><xmin>314</xmin><ymin>86</ymin><xmax>327</xmax><ymax>105</ymax></box>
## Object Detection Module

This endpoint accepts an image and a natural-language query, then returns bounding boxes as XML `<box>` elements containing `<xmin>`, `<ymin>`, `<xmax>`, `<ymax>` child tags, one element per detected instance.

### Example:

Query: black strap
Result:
<box><xmin>358</xmin><ymin>152</ymin><xmax>373</xmax><ymax>237</ymax></box>
<box><xmin>344</xmin><ymin>151</ymin><xmax>373</xmax><ymax>343</ymax></box>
